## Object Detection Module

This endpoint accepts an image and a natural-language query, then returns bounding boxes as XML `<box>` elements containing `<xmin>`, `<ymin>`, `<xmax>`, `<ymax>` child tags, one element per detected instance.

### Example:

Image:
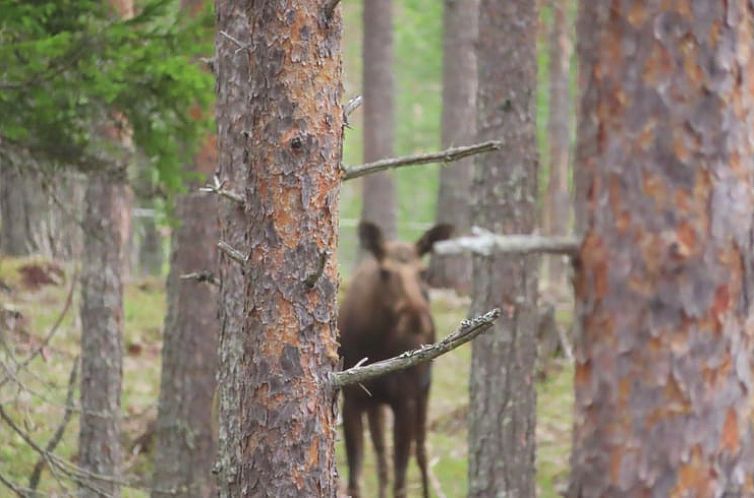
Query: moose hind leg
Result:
<box><xmin>392</xmin><ymin>400</ymin><xmax>415</xmax><ymax>498</ymax></box>
<box><xmin>343</xmin><ymin>397</ymin><xmax>364</xmax><ymax>498</ymax></box>
<box><xmin>368</xmin><ymin>405</ymin><xmax>389</xmax><ymax>498</ymax></box>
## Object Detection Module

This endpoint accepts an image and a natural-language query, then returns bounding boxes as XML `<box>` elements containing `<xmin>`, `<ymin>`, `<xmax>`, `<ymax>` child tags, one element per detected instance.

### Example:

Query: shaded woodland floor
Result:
<box><xmin>0</xmin><ymin>256</ymin><xmax>573</xmax><ymax>497</ymax></box>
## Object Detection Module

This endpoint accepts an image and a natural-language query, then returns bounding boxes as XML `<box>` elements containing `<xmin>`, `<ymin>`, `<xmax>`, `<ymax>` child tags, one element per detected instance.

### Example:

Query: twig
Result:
<box><xmin>217</xmin><ymin>240</ymin><xmax>248</xmax><ymax>264</ymax></box>
<box><xmin>428</xmin><ymin>457</ymin><xmax>448</xmax><ymax>498</ymax></box>
<box><xmin>180</xmin><ymin>271</ymin><xmax>219</xmax><ymax>287</ymax></box>
<box><xmin>433</xmin><ymin>228</ymin><xmax>580</xmax><ymax>257</ymax></box>
<box><xmin>325</xmin><ymin>0</ymin><xmax>341</xmax><ymax>18</ymax></box>
<box><xmin>0</xmin><ymin>272</ymin><xmax>77</xmax><ymax>390</ymax></box>
<box><xmin>342</xmin><ymin>140</ymin><xmax>502</xmax><ymax>181</ymax></box>
<box><xmin>330</xmin><ymin>309</ymin><xmax>500</xmax><ymax>389</ymax></box>
<box><xmin>558</xmin><ymin>326</ymin><xmax>574</xmax><ymax>363</ymax></box>
<box><xmin>29</xmin><ymin>358</ymin><xmax>79</xmax><ymax>491</ymax></box>
<box><xmin>0</xmin><ymin>470</ymin><xmax>31</xmax><ymax>498</ymax></box>
<box><xmin>218</xmin><ymin>30</ymin><xmax>249</xmax><ymax>55</ymax></box>
<box><xmin>343</xmin><ymin>95</ymin><xmax>362</xmax><ymax>128</ymax></box>
<box><xmin>199</xmin><ymin>175</ymin><xmax>244</xmax><ymax>205</ymax></box>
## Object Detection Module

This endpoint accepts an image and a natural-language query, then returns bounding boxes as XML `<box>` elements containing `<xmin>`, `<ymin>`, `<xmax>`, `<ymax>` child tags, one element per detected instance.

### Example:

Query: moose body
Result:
<box><xmin>339</xmin><ymin>221</ymin><xmax>452</xmax><ymax>498</ymax></box>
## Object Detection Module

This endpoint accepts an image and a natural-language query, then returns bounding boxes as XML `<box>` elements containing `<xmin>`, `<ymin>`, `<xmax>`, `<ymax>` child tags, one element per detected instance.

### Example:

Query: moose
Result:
<box><xmin>339</xmin><ymin>221</ymin><xmax>453</xmax><ymax>498</ymax></box>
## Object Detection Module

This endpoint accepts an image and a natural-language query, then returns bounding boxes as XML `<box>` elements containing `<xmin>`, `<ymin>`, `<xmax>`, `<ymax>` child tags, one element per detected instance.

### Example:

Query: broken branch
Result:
<box><xmin>330</xmin><ymin>308</ymin><xmax>500</xmax><ymax>389</ymax></box>
<box><xmin>180</xmin><ymin>271</ymin><xmax>219</xmax><ymax>287</ymax></box>
<box><xmin>434</xmin><ymin>228</ymin><xmax>579</xmax><ymax>257</ymax></box>
<box><xmin>199</xmin><ymin>175</ymin><xmax>244</xmax><ymax>205</ymax></box>
<box><xmin>217</xmin><ymin>240</ymin><xmax>248</xmax><ymax>264</ymax></box>
<box><xmin>324</xmin><ymin>0</ymin><xmax>341</xmax><ymax>18</ymax></box>
<box><xmin>342</xmin><ymin>140</ymin><xmax>502</xmax><ymax>181</ymax></box>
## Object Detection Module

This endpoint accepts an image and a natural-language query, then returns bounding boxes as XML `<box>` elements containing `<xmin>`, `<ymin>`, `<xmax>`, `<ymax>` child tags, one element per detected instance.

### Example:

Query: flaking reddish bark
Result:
<box><xmin>214</xmin><ymin>1</ymin><xmax>344</xmax><ymax>496</ymax></box>
<box><xmin>569</xmin><ymin>2</ymin><xmax>754</xmax><ymax>496</ymax></box>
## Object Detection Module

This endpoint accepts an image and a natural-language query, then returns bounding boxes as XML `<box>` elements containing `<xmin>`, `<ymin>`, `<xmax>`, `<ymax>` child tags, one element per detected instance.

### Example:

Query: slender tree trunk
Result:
<box><xmin>427</xmin><ymin>0</ymin><xmax>478</xmax><ymax>293</ymax></box>
<box><xmin>543</xmin><ymin>0</ymin><xmax>571</xmax><ymax>295</ymax></box>
<box><xmin>467</xmin><ymin>1</ymin><xmax>539</xmax><ymax>497</ymax></box>
<box><xmin>214</xmin><ymin>1</ymin><xmax>344</xmax><ymax>496</ymax></box>
<box><xmin>151</xmin><ymin>147</ymin><xmax>218</xmax><ymax>497</ymax></box>
<box><xmin>151</xmin><ymin>0</ymin><xmax>217</xmax><ymax>490</ymax></box>
<box><xmin>79</xmin><ymin>171</ymin><xmax>126</xmax><ymax>498</ymax></box>
<box><xmin>569</xmin><ymin>2</ymin><xmax>754</xmax><ymax>496</ymax></box>
<box><xmin>360</xmin><ymin>0</ymin><xmax>396</xmax><ymax>240</ymax></box>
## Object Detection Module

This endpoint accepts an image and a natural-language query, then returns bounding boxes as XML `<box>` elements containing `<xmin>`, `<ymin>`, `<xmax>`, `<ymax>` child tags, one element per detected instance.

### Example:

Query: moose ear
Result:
<box><xmin>358</xmin><ymin>221</ymin><xmax>386</xmax><ymax>262</ymax></box>
<box><xmin>416</xmin><ymin>224</ymin><xmax>453</xmax><ymax>256</ymax></box>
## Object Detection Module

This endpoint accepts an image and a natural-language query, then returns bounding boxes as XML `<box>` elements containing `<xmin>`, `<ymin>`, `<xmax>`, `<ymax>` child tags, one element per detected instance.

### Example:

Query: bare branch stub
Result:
<box><xmin>324</xmin><ymin>0</ymin><xmax>341</xmax><ymax>19</ymax></box>
<box><xmin>343</xmin><ymin>95</ymin><xmax>363</xmax><ymax>128</ymax></box>
<box><xmin>330</xmin><ymin>308</ymin><xmax>501</xmax><ymax>389</ymax></box>
<box><xmin>180</xmin><ymin>271</ymin><xmax>219</xmax><ymax>287</ymax></box>
<box><xmin>433</xmin><ymin>230</ymin><xmax>580</xmax><ymax>257</ymax></box>
<box><xmin>199</xmin><ymin>175</ymin><xmax>244</xmax><ymax>205</ymax></box>
<box><xmin>342</xmin><ymin>140</ymin><xmax>502</xmax><ymax>181</ymax></box>
<box><xmin>217</xmin><ymin>240</ymin><xmax>248</xmax><ymax>265</ymax></box>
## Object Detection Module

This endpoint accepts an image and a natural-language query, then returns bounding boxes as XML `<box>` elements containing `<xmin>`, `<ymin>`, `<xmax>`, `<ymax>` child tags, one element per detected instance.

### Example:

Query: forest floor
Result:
<box><xmin>0</xmin><ymin>256</ymin><xmax>573</xmax><ymax>497</ymax></box>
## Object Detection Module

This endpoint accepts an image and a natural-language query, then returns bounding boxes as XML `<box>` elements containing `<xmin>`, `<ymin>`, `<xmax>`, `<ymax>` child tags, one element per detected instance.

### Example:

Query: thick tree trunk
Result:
<box><xmin>150</xmin><ymin>0</ymin><xmax>217</xmax><ymax>493</ymax></box>
<box><xmin>569</xmin><ymin>2</ymin><xmax>754</xmax><ymax>496</ymax></box>
<box><xmin>427</xmin><ymin>0</ymin><xmax>478</xmax><ymax>293</ymax></box>
<box><xmin>79</xmin><ymin>172</ymin><xmax>126</xmax><ymax>498</ymax></box>
<box><xmin>360</xmin><ymin>0</ymin><xmax>396</xmax><ymax>240</ymax></box>
<box><xmin>543</xmin><ymin>0</ymin><xmax>571</xmax><ymax>295</ymax></box>
<box><xmin>467</xmin><ymin>1</ymin><xmax>539</xmax><ymax>497</ymax></box>
<box><xmin>214</xmin><ymin>1</ymin><xmax>343</xmax><ymax>496</ymax></box>
<box><xmin>0</xmin><ymin>153</ymin><xmax>83</xmax><ymax>259</ymax></box>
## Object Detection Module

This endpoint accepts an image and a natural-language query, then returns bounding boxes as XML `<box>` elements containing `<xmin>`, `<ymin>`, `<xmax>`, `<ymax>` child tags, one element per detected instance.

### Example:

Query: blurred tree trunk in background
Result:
<box><xmin>569</xmin><ymin>2</ymin><xmax>754</xmax><ymax>495</ymax></box>
<box><xmin>150</xmin><ymin>2</ymin><xmax>217</xmax><ymax>496</ymax></box>
<box><xmin>467</xmin><ymin>0</ymin><xmax>539</xmax><ymax>496</ymax></box>
<box><xmin>427</xmin><ymin>0</ymin><xmax>478</xmax><ymax>293</ymax></box>
<box><xmin>0</xmin><ymin>154</ymin><xmax>83</xmax><ymax>259</ymax></box>
<box><xmin>360</xmin><ymin>0</ymin><xmax>396</xmax><ymax>240</ymax></box>
<box><xmin>134</xmin><ymin>163</ymin><xmax>163</xmax><ymax>276</ymax></box>
<box><xmin>78</xmin><ymin>2</ymin><xmax>133</xmax><ymax>496</ymax></box>
<box><xmin>214</xmin><ymin>0</ymin><xmax>344</xmax><ymax>495</ymax></box>
<box><xmin>542</xmin><ymin>0</ymin><xmax>571</xmax><ymax>297</ymax></box>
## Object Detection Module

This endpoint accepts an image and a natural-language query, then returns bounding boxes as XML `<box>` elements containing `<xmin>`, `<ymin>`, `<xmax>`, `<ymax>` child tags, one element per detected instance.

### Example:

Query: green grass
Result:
<box><xmin>0</xmin><ymin>258</ymin><xmax>573</xmax><ymax>497</ymax></box>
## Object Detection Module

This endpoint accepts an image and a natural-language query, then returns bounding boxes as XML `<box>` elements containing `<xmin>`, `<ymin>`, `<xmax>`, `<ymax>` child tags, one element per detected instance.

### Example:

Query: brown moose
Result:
<box><xmin>339</xmin><ymin>221</ymin><xmax>453</xmax><ymax>498</ymax></box>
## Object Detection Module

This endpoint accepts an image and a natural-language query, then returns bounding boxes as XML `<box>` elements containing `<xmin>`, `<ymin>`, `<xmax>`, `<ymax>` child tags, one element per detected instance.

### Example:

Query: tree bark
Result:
<box><xmin>151</xmin><ymin>146</ymin><xmax>218</xmax><ymax>497</ymax></box>
<box><xmin>427</xmin><ymin>0</ymin><xmax>478</xmax><ymax>293</ymax></box>
<box><xmin>151</xmin><ymin>0</ymin><xmax>218</xmax><ymax>490</ymax></box>
<box><xmin>360</xmin><ymin>0</ymin><xmax>396</xmax><ymax>240</ymax></box>
<box><xmin>0</xmin><ymin>153</ymin><xmax>83</xmax><ymax>259</ymax></box>
<box><xmin>467</xmin><ymin>0</ymin><xmax>539</xmax><ymax>497</ymax></box>
<box><xmin>543</xmin><ymin>0</ymin><xmax>572</xmax><ymax>295</ymax></box>
<box><xmin>79</xmin><ymin>172</ymin><xmax>126</xmax><ymax>498</ymax></box>
<box><xmin>214</xmin><ymin>1</ymin><xmax>344</xmax><ymax>496</ymax></box>
<box><xmin>569</xmin><ymin>2</ymin><xmax>754</xmax><ymax>496</ymax></box>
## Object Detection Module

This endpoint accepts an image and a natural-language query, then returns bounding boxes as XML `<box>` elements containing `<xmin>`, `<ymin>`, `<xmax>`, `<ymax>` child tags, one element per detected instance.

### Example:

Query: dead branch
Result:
<box><xmin>433</xmin><ymin>228</ymin><xmax>579</xmax><ymax>257</ymax></box>
<box><xmin>199</xmin><ymin>175</ymin><xmax>244</xmax><ymax>205</ymax></box>
<box><xmin>330</xmin><ymin>308</ymin><xmax>500</xmax><ymax>389</ymax></box>
<box><xmin>342</xmin><ymin>140</ymin><xmax>502</xmax><ymax>181</ymax></box>
<box><xmin>28</xmin><ymin>358</ymin><xmax>78</xmax><ymax>491</ymax></box>
<box><xmin>0</xmin><ymin>470</ymin><xmax>30</xmax><ymax>498</ymax></box>
<box><xmin>324</xmin><ymin>0</ymin><xmax>341</xmax><ymax>18</ymax></box>
<box><xmin>180</xmin><ymin>271</ymin><xmax>219</xmax><ymax>287</ymax></box>
<box><xmin>217</xmin><ymin>240</ymin><xmax>248</xmax><ymax>265</ymax></box>
<box><xmin>0</xmin><ymin>272</ymin><xmax>77</xmax><ymax>390</ymax></box>
<box><xmin>343</xmin><ymin>95</ymin><xmax>362</xmax><ymax>128</ymax></box>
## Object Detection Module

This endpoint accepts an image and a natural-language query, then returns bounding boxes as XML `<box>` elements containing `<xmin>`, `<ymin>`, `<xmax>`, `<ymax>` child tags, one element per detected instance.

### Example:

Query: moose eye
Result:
<box><xmin>418</xmin><ymin>269</ymin><xmax>429</xmax><ymax>281</ymax></box>
<box><xmin>379</xmin><ymin>268</ymin><xmax>392</xmax><ymax>280</ymax></box>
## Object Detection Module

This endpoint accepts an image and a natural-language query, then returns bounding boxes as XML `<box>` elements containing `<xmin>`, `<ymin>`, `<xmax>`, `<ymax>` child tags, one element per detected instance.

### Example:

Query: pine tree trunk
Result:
<box><xmin>214</xmin><ymin>1</ymin><xmax>344</xmax><ymax>495</ymax></box>
<box><xmin>151</xmin><ymin>186</ymin><xmax>217</xmax><ymax>498</ymax></box>
<box><xmin>543</xmin><ymin>0</ymin><xmax>571</xmax><ymax>295</ymax></box>
<box><xmin>569</xmin><ymin>2</ymin><xmax>754</xmax><ymax>495</ymax></box>
<box><xmin>150</xmin><ymin>0</ymin><xmax>217</xmax><ymax>492</ymax></box>
<box><xmin>79</xmin><ymin>172</ymin><xmax>126</xmax><ymax>498</ymax></box>
<box><xmin>467</xmin><ymin>1</ymin><xmax>539</xmax><ymax>496</ymax></box>
<box><xmin>427</xmin><ymin>0</ymin><xmax>478</xmax><ymax>293</ymax></box>
<box><xmin>360</xmin><ymin>0</ymin><xmax>396</xmax><ymax>240</ymax></box>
